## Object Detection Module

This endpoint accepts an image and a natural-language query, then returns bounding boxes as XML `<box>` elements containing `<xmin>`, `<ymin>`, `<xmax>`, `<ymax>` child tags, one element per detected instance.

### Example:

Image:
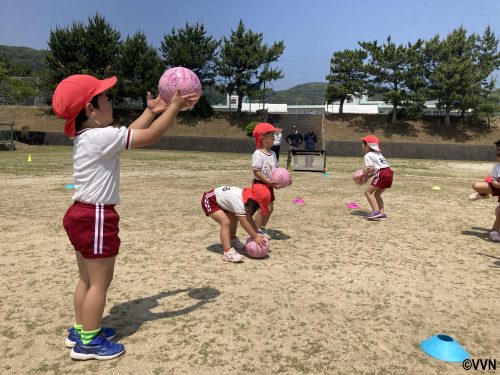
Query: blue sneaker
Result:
<box><xmin>366</xmin><ymin>210</ymin><xmax>382</xmax><ymax>220</ymax></box>
<box><xmin>65</xmin><ymin>327</ymin><xmax>117</xmax><ymax>348</ymax></box>
<box><xmin>70</xmin><ymin>334</ymin><xmax>125</xmax><ymax>360</ymax></box>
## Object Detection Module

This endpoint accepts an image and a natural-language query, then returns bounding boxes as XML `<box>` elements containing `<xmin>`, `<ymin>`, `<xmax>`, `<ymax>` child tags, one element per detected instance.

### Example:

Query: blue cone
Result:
<box><xmin>420</xmin><ymin>334</ymin><xmax>469</xmax><ymax>362</ymax></box>
<box><xmin>65</xmin><ymin>183</ymin><xmax>75</xmax><ymax>189</ymax></box>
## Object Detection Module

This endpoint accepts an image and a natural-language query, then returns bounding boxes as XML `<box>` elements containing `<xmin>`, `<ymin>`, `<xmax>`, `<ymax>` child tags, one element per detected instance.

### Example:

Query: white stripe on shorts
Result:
<box><xmin>94</xmin><ymin>204</ymin><xmax>104</xmax><ymax>255</ymax></box>
<box><xmin>205</xmin><ymin>192</ymin><xmax>215</xmax><ymax>214</ymax></box>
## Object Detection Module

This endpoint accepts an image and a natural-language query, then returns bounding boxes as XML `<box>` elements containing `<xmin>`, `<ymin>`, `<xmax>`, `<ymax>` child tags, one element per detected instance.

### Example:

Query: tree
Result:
<box><xmin>160</xmin><ymin>22</ymin><xmax>219</xmax><ymax>87</ymax></box>
<box><xmin>218</xmin><ymin>20</ymin><xmax>285</xmax><ymax>114</ymax></box>
<box><xmin>0</xmin><ymin>54</ymin><xmax>37</xmax><ymax>104</ymax></box>
<box><xmin>359</xmin><ymin>36</ymin><xmax>424</xmax><ymax>124</ymax></box>
<box><xmin>46</xmin><ymin>13</ymin><xmax>121</xmax><ymax>87</ymax></box>
<box><xmin>325</xmin><ymin>49</ymin><xmax>367</xmax><ymax>114</ymax></box>
<box><xmin>117</xmin><ymin>32</ymin><xmax>163</xmax><ymax>108</ymax></box>
<box><xmin>423</xmin><ymin>27</ymin><xmax>499</xmax><ymax>126</ymax></box>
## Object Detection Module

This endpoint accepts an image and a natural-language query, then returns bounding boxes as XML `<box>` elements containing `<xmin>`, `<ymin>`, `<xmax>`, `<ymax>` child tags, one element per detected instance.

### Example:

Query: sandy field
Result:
<box><xmin>0</xmin><ymin>147</ymin><xmax>498</xmax><ymax>374</ymax></box>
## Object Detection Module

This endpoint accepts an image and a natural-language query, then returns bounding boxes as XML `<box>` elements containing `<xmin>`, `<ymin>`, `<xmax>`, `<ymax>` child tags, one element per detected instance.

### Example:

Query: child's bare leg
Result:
<box><xmin>258</xmin><ymin>202</ymin><xmax>273</xmax><ymax>228</ymax></box>
<box><xmin>374</xmin><ymin>189</ymin><xmax>385</xmax><ymax>214</ymax></box>
<box><xmin>227</xmin><ymin>212</ymin><xmax>238</xmax><ymax>238</ymax></box>
<box><xmin>74</xmin><ymin>252</ymin><xmax>90</xmax><ymax>325</ymax></box>
<box><xmin>81</xmin><ymin>256</ymin><xmax>115</xmax><ymax>331</ymax></box>
<box><xmin>472</xmin><ymin>181</ymin><xmax>492</xmax><ymax>196</ymax></box>
<box><xmin>494</xmin><ymin>206</ymin><xmax>500</xmax><ymax>231</ymax></box>
<box><xmin>209</xmin><ymin>211</ymin><xmax>232</xmax><ymax>250</ymax></box>
<box><xmin>364</xmin><ymin>186</ymin><xmax>379</xmax><ymax>211</ymax></box>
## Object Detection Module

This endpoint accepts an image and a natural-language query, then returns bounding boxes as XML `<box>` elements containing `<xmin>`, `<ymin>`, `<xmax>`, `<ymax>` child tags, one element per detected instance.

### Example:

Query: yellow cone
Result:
<box><xmin>28</xmin><ymin>154</ymin><xmax>32</xmax><ymax>162</ymax></box>
<box><xmin>432</xmin><ymin>186</ymin><xmax>441</xmax><ymax>191</ymax></box>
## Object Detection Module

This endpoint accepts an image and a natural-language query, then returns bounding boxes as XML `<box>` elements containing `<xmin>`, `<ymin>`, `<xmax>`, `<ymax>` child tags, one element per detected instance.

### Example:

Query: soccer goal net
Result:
<box><xmin>286</xmin><ymin>149</ymin><xmax>327</xmax><ymax>172</ymax></box>
<box><xmin>0</xmin><ymin>120</ymin><xmax>15</xmax><ymax>151</ymax></box>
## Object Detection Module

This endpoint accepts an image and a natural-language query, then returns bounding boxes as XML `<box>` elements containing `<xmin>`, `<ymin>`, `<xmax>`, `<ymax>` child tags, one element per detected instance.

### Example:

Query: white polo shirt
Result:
<box><xmin>364</xmin><ymin>151</ymin><xmax>390</xmax><ymax>171</ymax></box>
<box><xmin>491</xmin><ymin>163</ymin><xmax>500</xmax><ymax>180</ymax></box>
<box><xmin>252</xmin><ymin>149</ymin><xmax>278</xmax><ymax>180</ymax></box>
<box><xmin>72</xmin><ymin>126</ymin><xmax>134</xmax><ymax>205</ymax></box>
<box><xmin>214</xmin><ymin>186</ymin><xmax>246</xmax><ymax>216</ymax></box>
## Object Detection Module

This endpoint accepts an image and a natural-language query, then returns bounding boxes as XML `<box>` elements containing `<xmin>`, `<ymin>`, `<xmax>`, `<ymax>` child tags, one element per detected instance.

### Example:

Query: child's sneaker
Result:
<box><xmin>230</xmin><ymin>237</ymin><xmax>246</xmax><ymax>252</ymax></box>
<box><xmin>469</xmin><ymin>192</ymin><xmax>490</xmax><ymax>200</ymax></box>
<box><xmin>222</xmin><ymin>247</ymin><xmax>244</xmax><ymax>263</ymax></box>
<box><xmin>258</xmin><ymin>229</ymin><xmax>271</xmax><ymax>240</ymax></box>
<box><xmin>489</xmin><ymin>230</ymin><xmax>500</xmax><ymax>242</ymax></box>
<box><xmin>366</xmin><ymin>210</ymin><xmax>382</xmax><ymax>220</ymax></box>
<box><xmin>65</xmin><ymin>327</ymin><xmax>116</xmax><ymax>348</ymax></box>
<box><xmin>378</xmin><ymin>214</ymin><xmax>388</xmax><ymax>220</ymax></box>
<box><xmin>70</xmin><ymin>334</ymin><xmax>125</xmax><ymax>361</ymax></box>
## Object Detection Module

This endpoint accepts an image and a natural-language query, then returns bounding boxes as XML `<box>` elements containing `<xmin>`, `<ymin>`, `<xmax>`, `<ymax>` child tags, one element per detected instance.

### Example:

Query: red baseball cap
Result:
<box><xmin>242</xmin><ymin>184</ymin><xmax>271</xmax><ymax>216</ymax></box>
<box><xmin>252</xmin><ymin>122</ymin><xmax>282</xmax><ymax>149</ymax></box>
<box><xmin>52</xmin><ymin>74</ymin><xmax>118</xmax><ymax>137</ymax></box>
<box><xmin>360</xmin><ymin>135</ymin><xmax>380</xmax><ymax>152</ymax></box>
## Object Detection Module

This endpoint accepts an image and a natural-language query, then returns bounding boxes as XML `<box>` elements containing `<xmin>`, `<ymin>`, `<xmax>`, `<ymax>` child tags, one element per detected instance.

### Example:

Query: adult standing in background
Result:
<box><xmin>271</xmin><ymin>130</ymin><xmax>282</xmax><ymax>162</ymax></box>
<box><xmin>304</xmin><ymin>128</ymin><xmax>318</xmax><ymax>167</ymax></box>
<box><xmin>285</xmin><ymin>126</ymin><xmax>303</xmax><ymax>151</ymax></box>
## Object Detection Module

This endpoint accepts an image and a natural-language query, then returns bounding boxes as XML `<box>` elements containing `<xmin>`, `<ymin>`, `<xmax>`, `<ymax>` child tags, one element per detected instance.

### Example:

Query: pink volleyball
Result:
<box><xmin>158</xmin><ymin>67</ymin><xmax>202</xmax><ymax>106</ymax></box>
<box><xmin>245</xmin><ymin>237</ymin><xmax>270</xmax><ymax>258</ymax></box>
<box><xmin>270</xmin><ymin>167</ymin><xmax>292</xmax><ymax>188</ymax></box>
<box><xmin>352</xmin><ymin>169</ymin><xmax>368</xmax><ymax>185</ymax></box>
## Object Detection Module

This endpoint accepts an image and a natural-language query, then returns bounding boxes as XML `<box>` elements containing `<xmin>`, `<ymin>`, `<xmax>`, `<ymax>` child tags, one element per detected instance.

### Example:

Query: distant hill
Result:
<box><xmin>0</xmin><ymin>45</ymin><xmax>47</xmax><ymax>71</ymax></box>
<box><xmin>265</xmin><ymin>82</ymin><xmax>327</xmax><ymax>105</ymax></box>
<box><xmin>204</xmin><ymin>82</ymin><xmax>329</xmax><ymax>105</ymax></box>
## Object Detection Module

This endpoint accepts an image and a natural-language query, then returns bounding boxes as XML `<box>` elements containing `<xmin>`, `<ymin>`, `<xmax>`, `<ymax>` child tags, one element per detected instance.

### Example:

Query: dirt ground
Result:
<box><xmin>0</xmin><ymin>147</ymin><xmax>498</xmax><ymax>375</ymax></box>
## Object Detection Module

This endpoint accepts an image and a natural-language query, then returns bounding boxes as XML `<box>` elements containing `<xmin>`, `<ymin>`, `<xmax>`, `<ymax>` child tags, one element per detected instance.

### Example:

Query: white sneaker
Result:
<box><xmin>222</xmin><ymin>247</ymin><xmax>244</xmax><ymax>263</ymax></box>
<box><xmin>489</xmin><ymin>230</ymin><xmax>500</xmax><ymax>242</ymax></box>
<box><xmin>469</xmin><ymin>192</ymin><xmax>490</xmax><ymax>200</ymax></box>
<box><xmin>258</xmin><ymin>229</ymin><xmax>271</xmax><ymax>240</ymax></box>
<box><xmin>230</xmin><ymin>237</ymin><xmax>246</xmax><ymax>252</ymax></box>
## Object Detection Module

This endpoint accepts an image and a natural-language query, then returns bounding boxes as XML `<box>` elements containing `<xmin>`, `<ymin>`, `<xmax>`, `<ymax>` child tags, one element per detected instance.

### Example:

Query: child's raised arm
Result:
<box><xmin>131</xmin><ymin>90</ymin><xmax>198</xmax><ymax>149</ymax></box>
<box><xmin>238</xmin><ymin>214</ymin><xmax>267</xmax><ymax>247</ymax></box>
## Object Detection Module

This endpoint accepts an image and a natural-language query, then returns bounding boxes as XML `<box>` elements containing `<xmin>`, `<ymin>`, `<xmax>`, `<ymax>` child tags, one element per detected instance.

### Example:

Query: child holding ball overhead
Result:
<box><xmin>53</xmin><ymin>74</ymin><xmax>197</xmax><ymax>360</ymax></box>
<box><xmin>201</xmin><ymin>184</ymin><xmax>270</xmax><ymax>262</ymax></box>
<box><xmin>251</xmin><ymin>122</ymin><xmax>282</xmax><ymax>238</ymax></box>
<box><xmin>360</xmin><ymin>135</ymin><xmax>394</xmax><ymax>220</ymax></box>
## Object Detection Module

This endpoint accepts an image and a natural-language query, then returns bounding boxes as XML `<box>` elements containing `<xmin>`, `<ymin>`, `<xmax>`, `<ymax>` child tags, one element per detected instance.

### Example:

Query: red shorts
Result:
<box><xmin>372</xmin><ymin>168</ymin><xmax>393</xmax><ymax>189</ymax></box>
<box><xmin>201</xmin><ymin>190</ymin><xmax>222</xmax><ymax>216</ymax></box>
<box><xmin>489</xmin><ymin>182</ymin><xmax>500</xmax><ymax>201</ymax></box>
<box><xmin>252</xmin><ymin>179</ymin><xmax>275</xmax><ymax>202</ymax></box>
<box><xmin>63</xmin><ymin>202</ymin><xmax>120</xmax><ymax>259</ymax></box>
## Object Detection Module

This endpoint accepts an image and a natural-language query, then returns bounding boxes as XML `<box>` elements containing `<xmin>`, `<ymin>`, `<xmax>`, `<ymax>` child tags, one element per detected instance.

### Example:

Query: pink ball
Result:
<box><xmin>158</xmin><ymin>67</ymin><xmax>202</xmax><ymax>106</ymax></box>
<box><xmin>270</xmin><ymin>167</ymin><xmax>292</xmax><ymax>188</ymax></box>
<box><xmin>352</xmin><ymin>169</ymin><xmax>368</xmax><ymax>185</ymax></box>
<box><xmin>245</xmin><ymin>237</ymin><xmax>270</xmax><ymax>258</ymax></box>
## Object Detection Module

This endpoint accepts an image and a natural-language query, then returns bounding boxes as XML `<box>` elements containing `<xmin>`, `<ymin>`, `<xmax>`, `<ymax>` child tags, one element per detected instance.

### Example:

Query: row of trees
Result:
<box><xmin>45</xmin><ymin>13</ymin><xmax>285</xmax><ymax>114</ymax></box>
<box><xmin>326</xmin><ymin>27</ymin><xmax>500</xmax><ymax>126</ymax></box>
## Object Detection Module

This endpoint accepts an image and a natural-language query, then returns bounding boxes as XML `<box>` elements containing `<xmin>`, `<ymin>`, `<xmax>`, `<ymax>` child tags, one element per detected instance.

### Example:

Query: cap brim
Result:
<box><xmin>92</xmin><ymin>76</ymin><xmax>117</xmax><ymax>97</ymax></box>
<box><xmin>367</xmin><ymin>143</ymin><xmax>380</xmax><ymax>152</ymax></box>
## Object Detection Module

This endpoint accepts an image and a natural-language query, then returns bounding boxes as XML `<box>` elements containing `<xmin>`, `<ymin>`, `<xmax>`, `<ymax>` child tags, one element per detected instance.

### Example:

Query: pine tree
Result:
<box><xmin>325</xmin><ymin>49</ymin><xmax>367</xmax><ymax>114</ymax></box>
<box><xmin>218</xmin><ymin>20</ymin><xmax>285</xmax><ymax>114</ymax></box>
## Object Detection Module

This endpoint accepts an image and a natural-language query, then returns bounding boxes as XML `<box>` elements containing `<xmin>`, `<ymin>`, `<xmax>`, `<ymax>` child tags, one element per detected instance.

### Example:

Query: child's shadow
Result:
<box><xmin>461</xmin><ymin>227</ymin><xmax>491</xmax><ymax>242</ymax></box>
<box><xmin>102</xmin><ymin>287</ymin><xmax>220</xmax><ymax>340</ymax></box>
<box><xmin>350</xmin><ymin>210</ymin><xmax>370</xmax><ymax>217</ymax></box>
<box><xmin>477</xmin><ymin>253</ymin><xmax>500</xmax><ymax>269</ymax></box>
<box><xmin>264</xmin><ymin>229</ymin><xmax>291</xmax><ymax>240</ymax></box>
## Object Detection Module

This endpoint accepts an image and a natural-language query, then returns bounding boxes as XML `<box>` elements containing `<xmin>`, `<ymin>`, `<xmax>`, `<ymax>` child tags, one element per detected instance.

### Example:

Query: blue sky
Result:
<box><xmin>1</xmin><ymin>0</ymin><xmax>499</xmax><ymax>90</ymax></box>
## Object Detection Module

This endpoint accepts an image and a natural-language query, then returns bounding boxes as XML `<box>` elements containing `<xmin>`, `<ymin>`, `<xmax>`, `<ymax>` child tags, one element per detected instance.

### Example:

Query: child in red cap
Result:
<box><xmin>201</xmin><ymin>184</ymin><xmax>270</xmax><ymax>262</ymax></box>
<box><xmin>251</xmin><ymin>122</ymin><xmax>282</xmax><ymax>238</ymax></box>
<box><xmin>53</xmin><ymin>74</ymin><xmax>197</xmax><ymax>360</ymax></box>
<box><xmin>360</xmin><ymin>135</ymin><xmax>394</xmax><ymax>220</ymax></box>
